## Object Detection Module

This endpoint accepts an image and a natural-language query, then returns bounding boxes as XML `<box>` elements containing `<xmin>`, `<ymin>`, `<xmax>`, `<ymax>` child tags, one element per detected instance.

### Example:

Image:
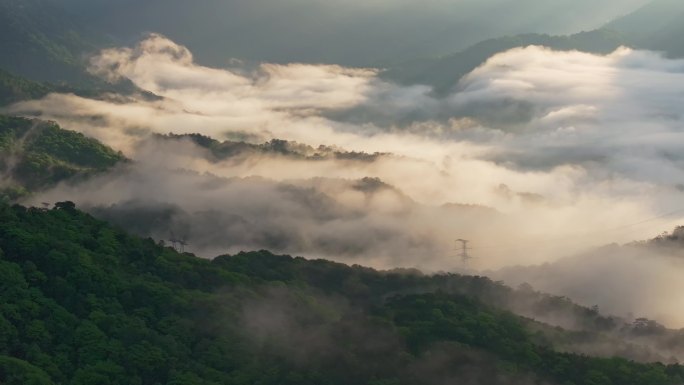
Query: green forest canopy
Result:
<box><xmin>0</xmin><ymin>115</ymin><xmax>124</xmax><ymax>200</ymax></box>
<box><xmin>0</xmin><ymin>202</ymin><xmax>683</xmax><ymax>385</ymax></box>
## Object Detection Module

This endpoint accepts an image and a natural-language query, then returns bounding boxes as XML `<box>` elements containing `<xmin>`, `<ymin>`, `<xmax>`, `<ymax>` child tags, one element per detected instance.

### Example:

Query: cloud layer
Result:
<box><xmin>7</xmin><ymin>36</ymin><xmax>684</xmax><ymax>326</ymax></box>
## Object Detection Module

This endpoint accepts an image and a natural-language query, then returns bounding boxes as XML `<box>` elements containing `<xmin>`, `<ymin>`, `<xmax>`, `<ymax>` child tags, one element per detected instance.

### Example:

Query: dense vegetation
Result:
<box><xmin>2</xmin><ymin>2</ymin><xmax>684</xmax><ymax>383</ymax></box>
<box><xmin>156</xmin><ymin>133</ymin><xmax>385</xmax><ymax>163</ymax></box>
<box><xmin>0</xmin><ymin>116</ymin><xmax>124</xmax><ymax>200</ymax></box>
<box><xmin>0</xmin><ymin>0</ymin><xmax>104</xmax><ymax>85</ymax></box>
<box><xmin>0</xmin><ymin>1</ymin><xmax>150</xmax><ymax>97</ymax></box>
<box><xmin>0</xmin><ymin>202</ymin><xmax>683</xmax><ymax>384</ymax></box>
<box><xmin>0</xmin><ymin>70</ymin><xmax>54</xmax><ymax>106</ymax></box>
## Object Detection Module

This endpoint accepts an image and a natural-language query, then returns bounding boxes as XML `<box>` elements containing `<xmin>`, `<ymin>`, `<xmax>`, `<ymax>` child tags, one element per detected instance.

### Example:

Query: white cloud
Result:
<box><xmin>6</xmin><ymin>37</ymin><xmax>684</xmax><ymax>284</ymax></box>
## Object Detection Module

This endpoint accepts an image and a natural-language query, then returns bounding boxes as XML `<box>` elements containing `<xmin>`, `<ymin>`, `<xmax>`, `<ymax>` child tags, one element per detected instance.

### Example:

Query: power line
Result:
<box><xmin>596</xmin><ymin>207</ymin><xmax>684</xmax><ymax>233</ymax></box>
<box><xmin>467</xmin><ymin>206</ymin><xmax>684</xmax><ymax>252</ymax></box>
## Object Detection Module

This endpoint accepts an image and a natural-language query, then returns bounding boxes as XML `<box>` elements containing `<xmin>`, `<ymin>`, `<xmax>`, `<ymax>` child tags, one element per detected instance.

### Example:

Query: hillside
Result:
<box><xmin>44</xmin><ymin>0</ymin><xmax>647</xmax><ymax>69</ymax></box>
<box><xmin>0</xmin><ymin>202</ymin><xmax>683</xmax><ymax>384</ymax></box>
<box><xmin>386</xmin><ymin>1</ymin><xmax>684</xmax><ymax>93</ymax></box>
<box><xmin>3</xmin><ymin>1</ymin><xmax>684</xmax><ymax>384</ymax></box>
<box><xmin>0</xmin><ymin>70</ymin><xmax>54</xmax><ymax>107</ymax></box>
<box><xmin>0</xmin><ymin>0</ymin><xmax>658</xmax><ymax>96</ymax></box>
<box><xmin>154</xmin><ymin>133</ymin><xmax>386</xmax><ymax>163</ymax></box>
<box><xmin>383</xmin><ymin>29</ymin><xmax>626</xmax><ymax>93</ymax></box>
<box><xmin>494</xmin><ymin>226</ymin><xmax>684</xmax><ymax>343</ymax></box>
<box><xmin>0</xmin><ymin>0</ymin><xmax>112</xmax><ymax>85</ymax></box>
<box><xmin>0</xmin><ymin>115</ymin><xmax>124</xmax><ymax>201</ymax></box>
<box><xmin>605</xmin><ymin>0</ymin><xmax>684</xmax><ymax>57</ymax></box>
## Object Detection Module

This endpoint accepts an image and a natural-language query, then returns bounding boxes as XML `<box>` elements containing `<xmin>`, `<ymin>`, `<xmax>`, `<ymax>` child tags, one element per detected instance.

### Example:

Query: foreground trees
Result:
<box><xmin>0</xmin><ymin>202</ymin><xmax>682</xmax><ymax>385</ymax></box>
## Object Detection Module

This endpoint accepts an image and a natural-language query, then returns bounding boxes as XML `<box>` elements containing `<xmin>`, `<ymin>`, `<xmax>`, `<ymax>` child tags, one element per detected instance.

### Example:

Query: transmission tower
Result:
<box><xmin>455</xmin><ymin>239</ymin><xmax>473</xmax><ymax>268</ymax></box>
<box><xmin>168</xmin><ymin>231</ymin><xmax>180</xmax><ymax>252</ymax></box>
<box><xmin>178</xmin><ymin>237</ymin><xmax>188</xmax><ymax>253</ymax></box>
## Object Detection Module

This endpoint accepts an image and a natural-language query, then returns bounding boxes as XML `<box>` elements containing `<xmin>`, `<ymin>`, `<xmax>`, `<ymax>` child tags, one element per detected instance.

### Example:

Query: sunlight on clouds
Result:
<box><xmin>6</xmin><ymin>36</ymin><xmax>684</xmax><ymax>285</ymax></box>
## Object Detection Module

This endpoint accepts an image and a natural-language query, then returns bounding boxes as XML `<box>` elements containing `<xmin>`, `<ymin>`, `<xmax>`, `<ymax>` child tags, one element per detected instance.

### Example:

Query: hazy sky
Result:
<box><xmin>55</xmin><ymin>0</ymin><xmax>652</xmax><ymax>66</ymax></box>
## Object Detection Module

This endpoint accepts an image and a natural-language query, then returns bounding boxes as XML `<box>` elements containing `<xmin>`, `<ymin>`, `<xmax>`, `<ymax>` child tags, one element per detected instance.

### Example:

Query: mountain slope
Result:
<box><xmin>606</xmin><ymin>0</ymin><xmax>684</xmax><ymax>57</ymax></box>
<box><xmin>383</xmin><ymin>29</ymin><xmax>626</xmax><ymax>93</ymax></box>
<box><xmin>47</xmin><ymin>0</ymin><xmax>648</xmax><ymax>68</ymax></box>
<box><xmin>494</xmin><ymin>226</ymin><xmax>684</xmax><ymax>350</ymax></box>
<box><xmin>0</xmin><ymin>115</ymin><xmax>124</xmax><ymax>200</ymax></box>
<box><xmin>154</xmin><ymin>133</ymin><xmax>386</xmax><ymax>163</ymax></box>
<box><xmin>0</xmin><ymin>202</ymin><xmax>683</xmax><ymax>384</ymax></box>
<box><xmin>0</xmin><ymin>0</ymin><xmax>108</xmax><ymax>85</ymax></box>
<box><xmin>0</xmin><ymin>70</ymin><xmax>54</xmax><ymax>107</ymax></box>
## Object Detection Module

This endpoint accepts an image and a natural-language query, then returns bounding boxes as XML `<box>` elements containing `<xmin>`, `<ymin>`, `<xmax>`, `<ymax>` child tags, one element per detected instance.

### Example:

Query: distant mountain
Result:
<box><xmin>383</xmin><ymin>29</ymin><xmax>626</xmax><ymax>93</ymax></box>
<box><xmin>382</xmin><ymin>4</ymin><xmax>684</xmax><ymax>93</ymax></box>
<box><xmin>0</xmin><ymin>115</ymin><xmax>124</xmax><ymax>201</ymax></box>
<box><xmin>493</xmin><ymin>226</ymin><xmax>684</xmax><ymax>342</ymax></box>
<box><xmin>636</xmin><ymin>226</ymin><xmax>684</xmax><ymax>250</ymax></box>
<box><xmin>0</xmin><ymin>0</ymin><xmax>660</xmax><ymax>93</ymax></box>
<box><xmin>0</xmin><ymin>0</ymin><xmax>107</xmax><ymax>85</ymax></box>
<box><xmin>41</xmin><ymin>0</ymin><xmax>648</xmax><ymax>68</ymax></box>
<box><xmin>605</xmin><ymin>0</ymin><xmax>684</xmax><ymax>57</ymax></box>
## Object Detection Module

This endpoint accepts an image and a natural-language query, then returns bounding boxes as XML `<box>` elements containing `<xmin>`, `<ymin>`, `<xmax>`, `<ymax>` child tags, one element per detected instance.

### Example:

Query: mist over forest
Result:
<box><xmin>3</xmin><ymin>1</ymin><xmax>684</xmax><ymax>384</ymax></box>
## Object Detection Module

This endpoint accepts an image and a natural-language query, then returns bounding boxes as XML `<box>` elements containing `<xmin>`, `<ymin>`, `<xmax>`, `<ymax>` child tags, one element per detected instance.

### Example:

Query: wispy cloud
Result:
<box><xmin>6</xmin><ymin>37</ymin><xmax>684</xmax><ymax>287</ymax></box>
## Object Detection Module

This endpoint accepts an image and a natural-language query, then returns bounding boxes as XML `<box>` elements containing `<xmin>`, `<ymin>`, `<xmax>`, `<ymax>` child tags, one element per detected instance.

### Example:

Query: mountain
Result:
<box><xmin>3</xmin><ymin>1</ymin><xmax>684</xmax><ymax>384</ymax></box>
<box><xmin>0</xmin><ymin>115</ymin><xmax>124</xmax><ymax>201</ymax></box>
<box><xmin>380</xmin><ymin>2</ymin><xmax>684</xmax><ymax>93</ymax></box>
<box><xmin>41</xmin><ymin>0</ymin><xmax>648</xmax><ymax>68</ymax></box>
<box><xmin>0</xmin><ymin>0</ymin><xmax>163</xmax><ymax>104</ymax></box>
<box><xmin>0</xmin><ymin>0</ymin><xmax>110</xmax><ymax>85</ymax></box>
<box><xmin>383</xmin><ymin>29</ymin><xmax>626</xmax><ymax>93</ymax></box>
<box><xmin>0</xmin><ymin>69</ymin><xmax>155</xmax><ymax>111</ymax></box>
<box><xmin>1</xmin><ymin>202</ymin><xmax>684</xmax><ymax>384</ymax></box>
<box><xmin>0</xmin><ymin>70</ymin><xmax>54</xmax><ymax>107</ymax></box>
<box><xmin>493</xmin><ymin>226</ymin><xmax>684</xmax><ymax>339</ymax></box>
<box><xmin>0</xmin><ymin>0</ymin><xmax>667</xmax><ymax>93</ymax></box>
<box><xmin>0</xmin><ymin>0</ymin><xmax>656</xmax><ymax>93</ymax></box>
<box><xmin>605</xmin><ymin>0</ymin><xmax>684</xmax><ymax>57</ymax></box>
<box><xmin>0</xmin><ymin>68</ymin><xmax>154</xmax><ymax>108</ymax></box>
<box><xmin>154</xmin><ymin>133</ymin><xmax>387</xmax><ymax>163</ymax></box>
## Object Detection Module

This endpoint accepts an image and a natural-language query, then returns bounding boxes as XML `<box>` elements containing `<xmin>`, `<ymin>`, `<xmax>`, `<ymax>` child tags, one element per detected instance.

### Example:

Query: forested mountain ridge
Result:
<box><xmin>3</xmin><ymin>1</ymin><xmax>684</xmax><ymax>383</ymax></box>
<box><xmin>0</xmin><ymin>202</ymin><xmax>683</xmax><ymax>384</ymax></box>
<box><xmin>0</xmin><ymin>70</ymin><xmax>54</xmax><ymax>107</ymax></box>
<box><xmin>0</xmin><ymin>115</ymin><xmax>124</xmax><ymax>201</ymax></box>
<box><xmin>36</xmin><ymin>0</ymin><xmax>650</xmax><ymax>69</ymax></box>
<box><xmin>154</xmin><ymin>133</ymin><xmax>387</xmax><ymax>163</ymax></box>
<box><xmin>0</xmin><ymin>0</ymin><xmax>677</xmax><ymax>98</ymax></box>
<box><xmin>0</xmin><ymin>0</ymin><xmax>106</xmax><ymax>85</ymax></box>
<box><xmin>606</xmin><ymin>0</ymin><xmax>684</xmax><ymax>57</ymax></box>
<box><xmin>0</xmin><ymin>70</ymin><xmax>144</xmax><ymax>108</ymax></box>
<box><xmin>382</xmin><ymin>3</ymin><xmax>684</xmax><ymax>93</ymax></box>
<box><xmin>382</xmin><ymin>29</ymin><xmax>626</xmax><ymax>93</ymax></box>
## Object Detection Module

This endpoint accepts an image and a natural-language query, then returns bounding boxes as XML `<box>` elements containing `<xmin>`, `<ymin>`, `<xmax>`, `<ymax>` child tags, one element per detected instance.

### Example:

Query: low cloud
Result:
<box><xmin>6</xmin><ymin>37</ymin><xmax>684</xmax><ymax>326</ymax></box>
<box><xmin>494</xmin><ymin>241</ymin><xmax>684</xmax><ymax>328</ymax></box>
<box><xmin>453</xmin><ymin>46</ymin><xmax>684</xmax><ymax>184</ymax></box>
